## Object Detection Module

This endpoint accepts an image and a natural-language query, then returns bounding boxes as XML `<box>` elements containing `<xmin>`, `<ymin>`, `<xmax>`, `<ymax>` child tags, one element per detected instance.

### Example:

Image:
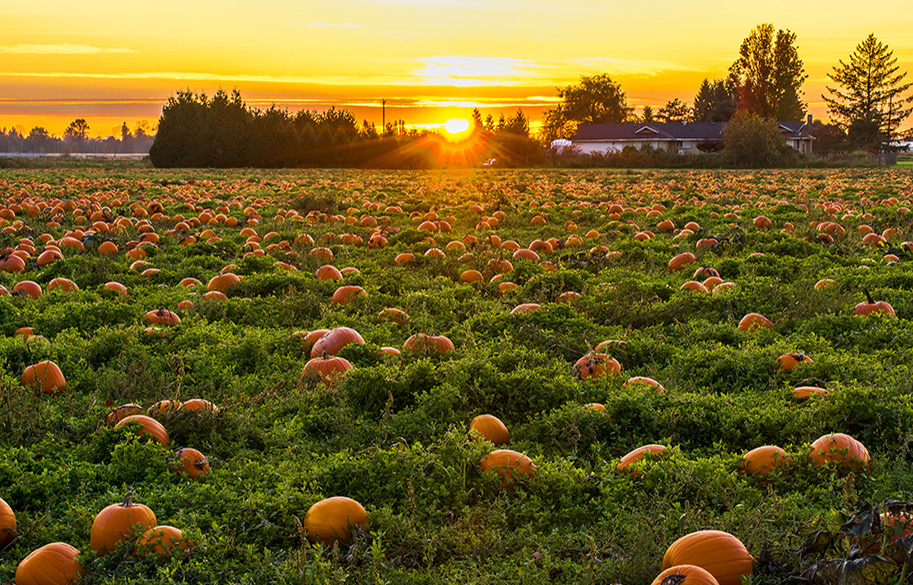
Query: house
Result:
<box><xmin>565</xmin><ymin>115</ymin><xmax>814</xmax><ymax>155</ymax></box>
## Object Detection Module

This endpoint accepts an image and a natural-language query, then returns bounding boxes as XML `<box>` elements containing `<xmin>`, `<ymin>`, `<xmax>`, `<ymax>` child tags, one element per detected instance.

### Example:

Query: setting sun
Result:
<box><xmin>443</xmin><ymin>118</ymin><xmax>471</xmax><ymax>137</ymax></box>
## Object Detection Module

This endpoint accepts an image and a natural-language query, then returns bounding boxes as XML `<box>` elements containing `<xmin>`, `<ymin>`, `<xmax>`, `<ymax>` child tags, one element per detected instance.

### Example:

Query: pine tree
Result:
<box><xmin>823</xmin><ymin>33</ymin><xmax>913</xmax><ymax>149</ymax></box>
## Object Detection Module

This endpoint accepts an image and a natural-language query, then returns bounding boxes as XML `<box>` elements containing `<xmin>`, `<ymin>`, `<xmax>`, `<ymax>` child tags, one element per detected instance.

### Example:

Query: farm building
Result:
<box><xmin>567</xmin><ymin>116</ymin><xmax>814</xmax><ymax>155</ymax></box>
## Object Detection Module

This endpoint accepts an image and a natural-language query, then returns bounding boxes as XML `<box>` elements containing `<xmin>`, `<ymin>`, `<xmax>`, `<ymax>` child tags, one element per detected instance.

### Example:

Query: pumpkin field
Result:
<box><xmin>4</xmin><ymin>166</ymin><xmax>913</xmax><ymax>584</ymax></box>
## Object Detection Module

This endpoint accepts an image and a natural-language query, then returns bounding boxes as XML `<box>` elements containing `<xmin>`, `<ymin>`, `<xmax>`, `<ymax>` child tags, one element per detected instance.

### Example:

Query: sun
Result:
<box><xmin>442</xmin><ymin>118</ymin><xmax>471</xmax><ymax>140</ymax></box>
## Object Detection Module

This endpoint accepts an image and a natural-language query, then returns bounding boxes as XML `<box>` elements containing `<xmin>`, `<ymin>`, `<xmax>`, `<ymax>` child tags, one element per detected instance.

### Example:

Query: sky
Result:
<box><xmin>1</xmin><ymin>0</ymin><xmax>912</xmax><ymax>137</ymax></box>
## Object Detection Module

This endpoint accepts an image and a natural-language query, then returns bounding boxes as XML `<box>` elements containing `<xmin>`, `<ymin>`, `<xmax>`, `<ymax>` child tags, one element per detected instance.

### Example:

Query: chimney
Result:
<box><xmin>806</xmin><ymin>114</ymin><xmax>813</xmax><ymax>136</ymax></box>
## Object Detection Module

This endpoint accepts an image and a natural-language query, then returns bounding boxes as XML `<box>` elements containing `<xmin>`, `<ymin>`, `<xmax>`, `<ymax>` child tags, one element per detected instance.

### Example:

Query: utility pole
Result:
<box><xmin>382</xmin><ymin>99</ymin><xmax>386</xmax><ymax>132</ymax></box>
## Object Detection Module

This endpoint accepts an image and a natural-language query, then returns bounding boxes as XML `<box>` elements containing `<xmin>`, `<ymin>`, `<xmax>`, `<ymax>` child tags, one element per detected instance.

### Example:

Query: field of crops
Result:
<box><xmin>3</xmin><ymin>167</ymin><xmax>913</xmax><ymax>585</ymax></box>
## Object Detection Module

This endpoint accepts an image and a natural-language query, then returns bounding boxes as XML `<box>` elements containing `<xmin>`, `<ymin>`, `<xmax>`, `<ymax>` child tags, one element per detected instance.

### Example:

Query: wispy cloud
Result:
<box><xmin>298</xmin><ymin>22</ymin><xmax>361</xmax><ymax>28</ymax></box>
<box><xmin>570</xmin><ymin>57</ymin><xmax>703</xmax><ymax>76</ymax></box>
<box><xmin>0</xmin><ymin>44</ymin><xmax>135</xmax><ymax>55</ymax></box>
<box><xmin>411</xmin><ymin>56</ymin><xmax>545</xmax><ymax>87</ymax></box>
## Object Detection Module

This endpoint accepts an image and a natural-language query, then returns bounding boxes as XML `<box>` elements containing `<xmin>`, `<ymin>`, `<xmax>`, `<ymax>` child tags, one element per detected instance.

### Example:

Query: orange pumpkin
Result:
<box><xmin>90</xmin><ymin>490</ymin><xmax>158</xmax><ymax>555</ymax></box>
<box><xmin>622</xmin><ymin>376</ymin><xmax>665</xmax><ymax>392</ymax></box>
<box><xmin>737</xmin><ymin>313</ymin><xmax>772</xmax><ymax>332</ymax></box>
<box><xmin>853</xmin><ymin>286</ymin><xmax>896</xmax><ymax>317</ymax></box>
<box><xmin>181</xmin><ymin>398</ymin><xmax>219</xmax><ymax>414</ymax></box>
<box><xmin>143</xmin><ymin>309</ymin><xmax>181</xmax><ymax>326</ymax></box>
<box><xmin>172</xmin><ymin>448</ymin><xmax>210</xmax><ymax>478</ymax></box>
<box><xmin>572</xmin><ymin>352</ymin><xmax>622</xmax><ymax>380</ymax></box>
<box><xmin>136</xmin><ymin>525</ymin><xmax>189</xmax><ymax>557</ymax></box>
<box><xmin>469</xmin><ymin>414</ymin><xmax>510</xmax><ymax>445</ymax></box>
<box><xmin>207</xmin><ymin>272</ymin><xmax>240</xmax><ymax>292</ymax></box>
<box><xmin>741</xmin><ymin>445</ymin><xmax>790</xmax><ymax>476</ymax></box>
<box><xmin>651</xmin><ymin>564</ymin><xmax>721</xmax><ymax>585</ymax></box>
<box><xmin>617</xmin><ymin>444</ymin><xmax>667</xmax><ymax>475</ymax></box>
<box><xmin>0</xmin><ymin>496</ymin><xmax>15</xmax><ymax>546</ymax></box>
<box><xmin>403</xmin><ymin>333</ymin><xmax>455</xmax><ymax>356</ymax></box>
<box><xmin>315</xmin><ymin>265</ymin><xmax>343</xmax><ymax>280</ymax></box>
<box><xmin>304</xmin><ymin>496</ymin><xmax>369</xmax><ymax>546</ymax></box>
<box><xmin>21</xmin><ymin>361</ymin><xmax>67</xmax><ymax>394</ymax></box>
<box><xmin>15</xmin><ymin>542</ymin><xmax>83</xmax><ymax>585</ymax></box>
<box><xmin>668</xmin><ymin>252</ymin><xmax>696</xmax><ymax>272</ymax></box>
<box><xmin>480</xmin><ymin>449</ymin><xmax>536</xmax><ymax>491</ymax></box>
<box><xmin>310</xmin><ymin>327</ymin><xmax>365</xmax><ymax>358</ymax></box>
<box><xmin>147</xmin><ymin>399</ymin><xmax>182</xmax><ymax>417</ymax></box>
<box><xmin>378</xmin><ymin>307</ymin><xmax>409</xmax><ymax>323</ymax></box>
<box><xmin>809</xmin><ymin>433</ymin><xmax>870</xmax><ymax>472</ymax></box>
<box><xmin>106</xmin><ymin>403</ymin><xmax>143</xmax><ymax>425</ymax></box>
<box><xmin>102</xmin><ymin>281</ymin><xmax>128</xmax><ymax>296</ymax></box>
<box><xmin>776</xmin><ymin>352</ymin><xmax>813</xmax><ymax>370</ymax></box>
<box><xmin>13</xmin><ymin>280</ymin><xmax>42</xmax><ymax>299</ymax></box>
<box><xmin>301</xmin><ymin>354</ymin><xmax>353</xmax><ymax>386</ymax></box>
<box><xmin>661</xmin><ymin>530</ymin><xmax>753</xmax><ymax>585</ymax></box>
<box><xmin>115</xmin><ymin>414</ymin><xmax>170</xmax><ymax>446</ymax></box>
<box><xmin>332</xmin><ymin>285</ymin><xmax>366</xmax><ymax>305</ymax></box>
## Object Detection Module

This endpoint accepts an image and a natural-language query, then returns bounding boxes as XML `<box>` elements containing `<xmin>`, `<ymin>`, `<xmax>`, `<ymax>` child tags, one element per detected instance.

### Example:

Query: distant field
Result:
<box><xmin>2</xmin><ymin>167</ymin><xmax>913</xmax><ymax>585</ymax></box>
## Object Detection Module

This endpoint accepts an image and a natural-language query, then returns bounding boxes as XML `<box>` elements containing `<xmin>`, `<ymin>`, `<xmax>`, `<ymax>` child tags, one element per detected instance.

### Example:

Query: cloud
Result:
<box><xmin>0</xmin><ymin>44</ymin><xmax>135</xmax><ymax>55</ymax></box>
<box><xmin>411</xmin><ymin>56</ymin><xmax>546</xmax><ymax>87</ymax></box>
<box><xmin>569</xmin><ymin>57</ymin><xmax>703</xmax><ymax>76</ymax></box>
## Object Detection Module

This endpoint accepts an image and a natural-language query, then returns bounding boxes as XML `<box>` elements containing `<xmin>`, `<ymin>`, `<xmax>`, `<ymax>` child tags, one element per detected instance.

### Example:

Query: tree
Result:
<box><xmin>499</xmin><ymin>109</ymin><xmax>530</xmax><ymax>136</ymax></box>
<box><xmin>693</xmin><ymin>78</ymin><xmax>738</xmax><ymax>122</ymax></box>
<box><xmin>641</xmin><ymin>106</ymin><xmax>655</xmax><ymax>123</ymax></box>
<box><xmin>540</xmin><ymin>73</ymin><xmax>632</xmax><ymax>141</ymax></box>
<box><xmin>657</xmin><ymin>98</ymin><xmax>691</xmax><ymax>123</ymax></box>
<box><xmin>722</xmin><ymin>110</ymin><xmax>794</xmax><ymax>166</ymax></box>
<box><xmin>823</xmin><ymin>33</ymin><xmax>913</xmax><ymax>150</ymax></box>
<box><xmin>25</xmin><ymin>127</ymin><xmax>54</xmax><ymax>153</ymax></box>
<box><xmin>64</xmin><ymin>119</ymin><xmax>90</xmax><ymax>141</ymax></box>
<box><xmin>471</xmin><ymin>108</ymin><xmax>484</xmax><ymax>130</ymax></box>
<box><xmin>728</xmin><ymin>24</ymin><xmax>807</xmax><ymax>120</ymax></box>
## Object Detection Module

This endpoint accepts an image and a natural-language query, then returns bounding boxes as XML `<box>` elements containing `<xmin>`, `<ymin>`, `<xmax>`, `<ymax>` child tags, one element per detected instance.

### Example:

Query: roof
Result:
<box><xmin>571</xmin><ymin>121</ymin><xmax>811</xmax><ymax>142</ymax></box>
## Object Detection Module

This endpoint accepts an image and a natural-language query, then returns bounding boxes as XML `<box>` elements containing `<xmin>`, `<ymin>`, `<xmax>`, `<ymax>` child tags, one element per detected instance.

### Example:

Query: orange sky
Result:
<box><xmin>1</xmin><ymin>0</ymin><xmax>912</xmax><ymax>137</ymax></box>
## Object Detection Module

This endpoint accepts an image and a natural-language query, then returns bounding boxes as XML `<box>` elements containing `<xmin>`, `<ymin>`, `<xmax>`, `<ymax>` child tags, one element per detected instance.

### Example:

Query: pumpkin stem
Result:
<box><xmin>194</xmin><ymin>458</ymin><xmax>209</xmax><ymax>470</ymax></box>
<box><xmin>861</xmin><ymin>285</ymin><xmax>875</xmax><ymax>304</ymax></box>
<box><xmin>123</xmin><ymin>486</ymin><xmax>134</xmax><ymax>507</ymax></box>
<box><xmin>661</xmin><ymin>575</ymin><xmax>686</xmax><ymax>585</ymax></box>
<box><xmin>322</xmin><ymin>351</ymin><xmax>328</xmax><ymax>360</ymax></box>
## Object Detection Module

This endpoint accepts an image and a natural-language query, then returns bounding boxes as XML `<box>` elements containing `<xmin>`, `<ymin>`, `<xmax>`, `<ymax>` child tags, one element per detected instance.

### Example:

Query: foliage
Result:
<box><xmin>823</xmin><ymin>33</ymin><xmax>913</xmax><ymax>151</ymax></box>
<box><xmin>728</xmin><ymin>23</ymin><xmax>807</xmax><ymax>120</ymax></box>
<box><xmin>722</xmin><ymin>110</ymin><xmax>796</xmax><ymax>166</ymax></box>
<box><xmin>540</xmin><ymin>74</ymin><xmax>634</xmax><ymax>142</ymax></box>
<box><xmin>693</xmin><ymin>78</ymin><xmax>739</xmax><ymax>123</ymax></box>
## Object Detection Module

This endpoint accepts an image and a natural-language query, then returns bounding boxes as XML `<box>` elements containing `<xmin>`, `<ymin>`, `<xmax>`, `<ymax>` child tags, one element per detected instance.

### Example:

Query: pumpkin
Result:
<box><xmin>853</xmin><ymin>286</ymin><xmax>896</xmax><ymax>317</ymax></box>
<box><xmin>741</xmin><ymin>445</ymin><xmax>790</xmax><ymax>476</ymax></box>
<box><xmin>651</xmin><ymin>564</ymin><xmax>721</xmax><ymax>585</ymax></box>
<box><xmin>181</xmin><ymin>398</ymin><xmax>219</xmax><ymax>414</ymax></box>
<box><xmin>315</xmin><ymin>265</ymin><xmax>343</xmax><ymax>280</ymax></box>
<box><xmin>102</xmin><ymin>281</ymin><xmax>128</xmax><ymax>296</ymax></box>
<box><xmin>106</xmin><ymin>403</ymin><xmax>143</xmax><ymax>425</ymax></box>
<box><xmin>480</xmin><ymin>449</ymin><xmax>535</xmax><ymax>491</ymax></box>
<box><xmin>143</xmin><ymin>308</ymin><xmax>181</xmax><ymax>326</ymax></box>
<box><xmin>0</xmin><ymin>496</ymin><xmax>15</xmax><ymax>546</ymax></box>
<box><xmin>304</xmin><ymin>496</ymin><xmax>369</xmax><ymax>546</ymax></box>
<box><xmin>90</xmin><ymin>489</ymin><xmax>157</xmax><ymax>555</ymax></box>
<box><xmin>115</xmin><ymin>414</ymin><xmax>170</xmax><ymax>446</ymax></box>
<box><xmin>776</xmin><ymin>352</ymin><xmax>813</xmax><ymax>370</ymax></box>
<box><xmin>15</xmin><ymin>542</ymin><xmax>83</xmax><ymax>585</ymax></box>
<box><xmin>510</xmin><ymin>303</ymin><xmax>541</xmax><ymax>314</ymax></box>
<box><xmin>13</xmin><ymin>281</ymin><xmax>42</xmax><ymax>299</ymax></box>
<box><xmin>136</xmin><ymin>525</ymin><xmax>189</xmax><ymax>557</ymax></box>
<box><xmin>207</xmin><ymin>272</ymin><xmax>240</xmax><ymax>292</ymax></box>
<box><xmin>617</xmin><ymin>444</ymin><xmax>667</xmax><ymax>475</ymax></box>
<box><xmin>172</xmin><ymin>448</ymin><xmax>210</xmax><ymax>478</ymax></box>
<box><xmin>47</xmin><ymin>277</ymin><xmax>78</xmax><ymax>292</ymax></box>
<box><xmin>810</xmin><ymin>433</ymin><xmax>870</xmax><ymax>472</ymax></box>
<box><xmin>692</xmin><ymin>266</ymin><xmax>720</xmax><ymax>280</ymax></box>
<box><xmin>402</xmin><ymin>334</ymin><xmax>455</xmax><ymax>356</ymax></box>
<box><xmin>668</xmin><ymin>252</ymin><xmax>696</xmax><ymax>272</ymax></box>
<box><xmin>310</xmin><ymin>327</ymin><xmax>365</xmax><ymax>358</ymax></box>
<box><xmin>469</xmin><ymin>414</ymin><xmax>510</xmax><ymax>445</ymax></box>
<box><xmin>661</xmin><ymin>530</ymin><xmax>753</xmax><ymax>585</ymax></box>
<box><xmin>21</xmin><ymin>361</ymin><xmax>67</xmax><ymax>394</ymax></box>
<box><xmin>622</xmin><ymin>376</ymin><xmax>665</xmax><ymax>392</ymax></box>
<box><xmin>737</xmin><ymin>313</ymin><xmax>772</xmax><ymax>332</ymax></box>
<box><xmin>378</xmin><ymin>307</ymin><xmax>409</xmax><ymax>323</ymax></box>
<box><xmin>331</xmin><ymin>285</ymin><xmax>366</xmax><ymax>305</ymax></box>
<box><xmin>572</xmin><ymin>352</ymin><xmax>622</xmax><ymax>380</ymax></box>
<box><xmin>148</xmin><ymin>399</ymin><xmax>182</xmax><ymax>417</ymax></box>
<box><xmin>302</xmin><ymin>354</ymin><xmax>353</xmax><ymax>386</ymax></box>
<box><xmin>794</xmin><ymin>385</ymin><xmax>827</xmax><ymax>399</ymax></box>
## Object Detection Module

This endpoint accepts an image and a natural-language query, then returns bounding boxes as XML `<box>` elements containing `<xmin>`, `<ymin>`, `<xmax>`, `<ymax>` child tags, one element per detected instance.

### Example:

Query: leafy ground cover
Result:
<box><xmin>1</xmin><ymin>167</ymin><xmax>913</xmax><ymax>584</ymax></box>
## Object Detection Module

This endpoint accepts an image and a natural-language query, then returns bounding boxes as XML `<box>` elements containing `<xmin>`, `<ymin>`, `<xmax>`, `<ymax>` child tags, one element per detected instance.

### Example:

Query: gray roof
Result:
<box><xmin>572</xmin><ymin>121</ymin><xmax>810</xmax><ymax>142</ymax></box>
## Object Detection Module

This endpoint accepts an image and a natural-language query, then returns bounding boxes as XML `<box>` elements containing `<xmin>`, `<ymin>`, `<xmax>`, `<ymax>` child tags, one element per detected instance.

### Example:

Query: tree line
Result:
<box><xmin>147</xmin><ymin>89</ymin><xmax>540</xmax><ymax>168</ymax></box>
<box><xmin>541</xmin><ymin>26</ymin><xmax>912</xmax><ymax>154</ymax></box>
<box><xmin>0</xmin><ymin>120</ymin><xmax>154</xmax><ymax>155</ymax></box>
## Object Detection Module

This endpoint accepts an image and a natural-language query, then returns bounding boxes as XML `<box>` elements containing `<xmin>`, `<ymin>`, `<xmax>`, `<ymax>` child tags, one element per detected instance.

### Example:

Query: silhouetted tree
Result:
<box><xmin>693</xmin><ymin>79</ymin><xmax>738</xmax><ymax>122</ymax></box>
<box><xmin>657</xmin><ymin>98</ymin><xmax>692</xmax><ymax>123</ymax></box>
<box><xmin>722</xmin><ymin>110</ymin><xmax>794</xmax><ymax>166</ymax></box>
<box><xmin>729</xmin><ymin>24</ymin><xmax>806</xmax><ymax>120</ymax></box>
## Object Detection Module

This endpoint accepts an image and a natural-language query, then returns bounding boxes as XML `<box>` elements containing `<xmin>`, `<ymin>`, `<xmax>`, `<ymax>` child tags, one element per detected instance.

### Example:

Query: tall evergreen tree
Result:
<box><xmin>656</xmin><ymin>98</ymin><xmax>691</xmax><ymax>123</ymax></box>
<box><xmin>823</xmin><ymin>33</ymin><xmax>913</xmax><ymax>149</ymax></box>
<box><xmin>728</xmin><ymin>24</ymin><xmax>807</xmax><ymax>120</ymax></box>
<box><xmin>693</xmin><ymin>79</ymin><xmax>738</xmax><ymax>122</ymax></box>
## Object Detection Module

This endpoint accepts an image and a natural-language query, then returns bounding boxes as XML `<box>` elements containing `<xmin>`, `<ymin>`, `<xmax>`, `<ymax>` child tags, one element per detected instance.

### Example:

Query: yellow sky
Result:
<box><xmin>1</xmin><ymin>0</ymin><xmax>912</xmax><ymax>137</ymax></box>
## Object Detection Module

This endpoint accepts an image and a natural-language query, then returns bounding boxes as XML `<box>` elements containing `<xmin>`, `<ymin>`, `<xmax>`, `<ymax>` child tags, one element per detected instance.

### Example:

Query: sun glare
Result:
<box><xmin>443</xmin><ymin>118</ymin><xmax>471</xmax><ymax>138</ymax></box>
